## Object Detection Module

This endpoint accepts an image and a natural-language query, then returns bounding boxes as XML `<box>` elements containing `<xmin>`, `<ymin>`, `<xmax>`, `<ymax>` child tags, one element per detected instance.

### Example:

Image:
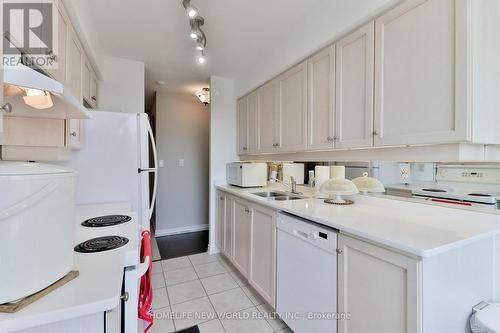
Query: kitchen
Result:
<box><xmin>1</xmin><ymin>0</ymin><xmax>500</xmax><ymax>333</ymax></box>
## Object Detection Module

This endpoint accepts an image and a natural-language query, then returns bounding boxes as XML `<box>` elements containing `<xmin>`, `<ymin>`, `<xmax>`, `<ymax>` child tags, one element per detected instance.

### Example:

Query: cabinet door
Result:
<box><xmin>223</xmin><ymin>196</ymin><xmax>234</xmax><ymax>258</ymax></box>
<box><xmin>374</xmin><ymin>0</ymin><xmax>468</xmax><ymax>146</ymax></box>
<box><xmin>47</xmin><ymin>2</ymin><xmax>67</xmax><ymax>84</ymax></box>
<box><xmin>278</xmin><ymin>61</ymin><xmax>308</xmax><ymax>152</ymax></box>
<box><xmin>90</xmin><ymin>74</ymin><xmax>98</xmax><ymax>108</ymax></box>
<box><xmin>338</xmin><ymin>234</ymin><xmax>422</xmax><ymax>333</ymax></box>
<box><xmin>257</xmin><ymin>80</ymin><xmax>279</xmax><ymax>153</ymax></box>
<box><xmin>237</xmin><ymin>97</ymin><xmax>248</xmax><ymax>155</ymax></box>
<box><xmin>66</xmin><ymin>119</ymin><xmax>83</xmax><ymax>149</ymax></box>
<box><xmin>82</xmin><ymin>60</ymin><xmax>91</xmax><ymax>104</ymax></box>
<box><xmin>336</xmin><ymin>22</ymin><xmax>375</xmax><ymax>149</ymax></box>
<box><xmin>233</xmin><ymin>199</ymin><xmax>251</xmax><ymax>276</ymax></box>
<box><xmin>66</xmin><ymin>28</ymin><xmax>83</xmax><ymax>102</ymax></box>
<box><xmin>216</xmin><ymin>192</ymin><xmax>225</xmax><ymax>251</ymax></box>
<box><xmin>247</xmin><ymin>91</ymin><xmax>258</xmax><ymax>153</ymax></box>
<box><xmin>307</xmin><ymin>46</ymin><xmax>335</xmax><ymax>150</ymax></box>
<box><xmin>249</xmin><ymin>204</ymin><xmax>276</xmax><ymax>308</ymax></box>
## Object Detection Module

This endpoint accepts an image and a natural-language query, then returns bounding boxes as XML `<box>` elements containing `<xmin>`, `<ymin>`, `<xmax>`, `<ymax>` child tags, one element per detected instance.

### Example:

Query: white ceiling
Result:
<box><xmin>63</xmin><ymin>0</ymin><xmax>396</xmax><ymax>106</ymax></box>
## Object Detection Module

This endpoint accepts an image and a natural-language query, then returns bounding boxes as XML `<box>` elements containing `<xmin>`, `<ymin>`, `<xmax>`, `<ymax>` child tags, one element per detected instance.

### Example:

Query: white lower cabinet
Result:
<box><xmin>66</xmin><ymin>119</ymin><xmax>84</xmax><ymax>149</ymax></box>
<box><xmin>337</xmin><ymin>234</ymin><xmax>422</xmax><ymax>333</ymax></box>
<box><xmin>249</xmin><ymin>204</ymin><xmax>276</xmax><ymax>308</ymax></box>
<box><xmin>216</xmin><ymin>191</ymin><xmax>276</xmax><ymax>308</ymax></box>
<box><xmin>223</xmin><ymin>195</ymin><xmax>234</xmax><ymax>259</ymax></box>
<box><xmin>232</xmin><ymin>198</ymin><xmax>251</xmax><ymax>276</ymax></box>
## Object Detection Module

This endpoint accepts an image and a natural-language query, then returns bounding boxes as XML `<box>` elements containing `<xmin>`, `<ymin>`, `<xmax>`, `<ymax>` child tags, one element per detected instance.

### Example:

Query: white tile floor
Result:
<box><xmin>150</xmin><ymin>252</ymin><xmax>292</xmax><ymax>333</ymax></box>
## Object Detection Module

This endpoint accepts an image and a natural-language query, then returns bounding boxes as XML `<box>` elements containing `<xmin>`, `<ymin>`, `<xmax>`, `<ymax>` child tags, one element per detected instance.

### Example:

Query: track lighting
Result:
<box><xmin>182</xmin><ymin>0</ymin><xmax>198</xmax><ymax>18</ymax></box>
<box><xmin>197</xmin><ymin>53</ymin><xmax>206</xmax><ymax>65</ymax></box>
<box><xmin>182</xmin><ymin>0</ymin><xmax>208</xmax><ymax>65</ymax></box>
<box><xmin>195</xmin><ymin>39</ymin><xmax>205</xmax><ymax>51</ymax></box>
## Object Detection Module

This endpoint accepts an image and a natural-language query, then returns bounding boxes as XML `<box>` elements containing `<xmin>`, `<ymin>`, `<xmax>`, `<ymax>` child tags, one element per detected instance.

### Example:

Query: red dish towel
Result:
<box><xmin>138</xmin><ymin>230</ymin><xmax>154</xmax><ymax>332</ymax></box>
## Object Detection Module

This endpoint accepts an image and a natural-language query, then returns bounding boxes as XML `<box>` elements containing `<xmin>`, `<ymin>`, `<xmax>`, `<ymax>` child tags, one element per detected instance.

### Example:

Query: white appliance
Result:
<box><xmin>226</xmin><ymin>162</ymin><xmax>267</xmax><ymax>187</ymax></box>
<box><xmin>277</xmin><ymin>213</ymin><xmax>338</xmax><ymax>333</ymax></box>
<box><xmin>410</xmin><ymin>165</ymin><xmax>500</xmax><ymax>210</ymax></box>
<box><xmin>62</xmin><ymin>111</ymin><xmax>158</xmax><ymax>231</ymax></box>
<box><xmin>0</xmin><ymin>162</ymin><xmax>77</xmax><ymax>304</ymax></box>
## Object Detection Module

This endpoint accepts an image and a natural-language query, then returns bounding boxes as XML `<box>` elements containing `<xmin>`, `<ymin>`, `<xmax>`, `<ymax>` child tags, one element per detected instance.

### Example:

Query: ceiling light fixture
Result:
<box><xmin>182</xmin><ymin>0</ymin><xmax>198</xmax><ymax>18</ymax></box>
<box><xmin>197</xmin><ymin>52</ymin><xmax>206</xmax><ymax>65</ymax></box>
<box><xmin>196</xmin><ymin>88</ymin><xmax>210</xmax><ymax>105</ymax></box>
<box><xmin>181</xmin><ymin>0</ymin><xmax>208</xmax><ymax>65</ymax></box>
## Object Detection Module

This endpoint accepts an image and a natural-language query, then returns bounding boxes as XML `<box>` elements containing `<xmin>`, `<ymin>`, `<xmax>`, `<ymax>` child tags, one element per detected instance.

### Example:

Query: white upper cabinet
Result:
<box><xmin>257</xmin><ymin>80</ymin><xmax>279</xmax><ymax>153</ymax></box>
<box><xmin>82</xmin><ymin>59</ymin><xmax>92</xmax><ymax>106</ymax></box>
<box><xmin>374</xmin><ymin>0</ymin><xmax>468</xmax><ymax>147</ymax></box>
<box><xmin>307</xmin><ymin>46</ymin><xmax>335</xmax><ymax>151</ymax></box>
<box><xmin>247</xmin><ymin>91</ymin><xmax>258</xmax><ymax>154</ymax></box>
<box><xmin>90</xmin><ymin>74</ymin><xmax>98</xmax><ymax>108</ymax></box>
<box><xmin>66</xmin><ymin>28</ymin><xmax>83</xmax><ymax>103</ymax></box>
<box><xmin>237</xmin><ymin>97</ymin><xmax>248</xmax><ymax>155</ymax></box>
<box><xmin>277</xmin><ymin>61</ymin><xmax>308</xmax><ymax>152</ymax></box>
<box><xmin>336</xmin><ymin>22</ymin><xmax>375</xmax><ymax>149</ymax></box>
<box><xmin>47</xmin><ymin>1</ymin><xmax>68</xmax><ymax>84</ymax></box>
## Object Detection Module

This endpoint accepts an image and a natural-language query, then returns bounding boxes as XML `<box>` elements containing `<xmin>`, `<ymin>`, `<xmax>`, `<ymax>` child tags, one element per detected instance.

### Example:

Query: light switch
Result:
<box><xmin>178</xmin><ymin>159</ymin><xmax>185</xmax><ymax>167</ymax></box>
<box><xmin>159</xmin><ymin>160</ymin><xmax>164</xmax><ymax>168</ymax></box>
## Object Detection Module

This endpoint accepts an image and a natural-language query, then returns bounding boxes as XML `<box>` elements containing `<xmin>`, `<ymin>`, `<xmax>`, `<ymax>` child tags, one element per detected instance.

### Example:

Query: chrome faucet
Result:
<box><xmin>271</xmin><ymin>174</ymin><xmax>301</xmax><ymax>195</ymax></box>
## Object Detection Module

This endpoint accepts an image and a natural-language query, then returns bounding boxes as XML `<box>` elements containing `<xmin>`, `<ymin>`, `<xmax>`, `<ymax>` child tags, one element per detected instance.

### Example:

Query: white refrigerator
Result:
<box><xmin>64</xmin><ymin>111</ymin><xmax>158</xmax><ymax>231</ymax></box>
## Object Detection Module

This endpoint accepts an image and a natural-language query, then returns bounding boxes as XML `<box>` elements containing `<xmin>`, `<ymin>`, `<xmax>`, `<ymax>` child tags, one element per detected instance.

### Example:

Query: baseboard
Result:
<box><xmin>155</xmin><ymin>224</ymin><xmax>209</xmax><ymax>237</ymax></box>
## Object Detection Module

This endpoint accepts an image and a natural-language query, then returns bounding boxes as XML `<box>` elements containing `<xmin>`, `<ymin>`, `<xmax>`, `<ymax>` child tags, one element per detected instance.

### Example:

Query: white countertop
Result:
<box><xmin>0</xmin><ymin>203</ymin><xmax>139</xmax><ymax>333</ymax></box>
<box><xmin>217</xmin><ymin>184</ymin><xmax>500</xmax><ymax>258</ymax></box>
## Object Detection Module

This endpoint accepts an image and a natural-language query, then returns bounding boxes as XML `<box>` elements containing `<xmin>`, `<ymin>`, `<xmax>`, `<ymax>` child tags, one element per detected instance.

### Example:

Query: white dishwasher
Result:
<box><xmin>277</xmin><ymin>212</ymin><xmax>338</xmax><ymax>333</ymax></box>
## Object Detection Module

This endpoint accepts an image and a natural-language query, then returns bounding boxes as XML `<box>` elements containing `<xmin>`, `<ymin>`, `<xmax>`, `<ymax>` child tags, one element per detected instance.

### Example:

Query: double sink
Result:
<box><xmin>253</xmin><ymin>191</ymin><xmax>305</xmax><ymax>201</ymax></box>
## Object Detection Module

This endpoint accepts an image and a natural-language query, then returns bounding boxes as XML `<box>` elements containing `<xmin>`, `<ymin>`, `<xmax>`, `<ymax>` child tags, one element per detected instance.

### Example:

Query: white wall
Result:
<box><xmin>234</xmin><ymin>0</ymin><xmax>399</xmax><ymax>97</ymax></box>
<box><xmin>98</xmin><ymin>56</ymin><xmax>145</xmax><ymax>113</ymax></box>
<box><xmin>155</xmin><ymin>92</ymin><xmax>210</xmax><ymax>236</ymax></box>
<box><xmin>208</xmin><ymin>76</ymin><xmax>238</xmax><ymax>253</ymax></box>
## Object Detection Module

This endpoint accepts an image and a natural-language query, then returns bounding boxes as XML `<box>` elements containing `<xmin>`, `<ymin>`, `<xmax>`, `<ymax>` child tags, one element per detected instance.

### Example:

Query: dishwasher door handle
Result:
<box><xmin>293</xmin><ymin>230</ymin><xmax>310</xmax><ymax>239</ymax></box>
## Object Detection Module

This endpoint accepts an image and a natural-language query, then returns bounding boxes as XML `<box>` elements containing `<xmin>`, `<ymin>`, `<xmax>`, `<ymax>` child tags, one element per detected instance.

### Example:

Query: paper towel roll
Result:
<box><xmin>330</xmin><ymin>166</ymin><xmax>346</xmax><ymax>179</ymax></box>
<box><xmin>315</xmin><ymin>166</ymin><xmax>330</xmax><ymax>191</ymax></box>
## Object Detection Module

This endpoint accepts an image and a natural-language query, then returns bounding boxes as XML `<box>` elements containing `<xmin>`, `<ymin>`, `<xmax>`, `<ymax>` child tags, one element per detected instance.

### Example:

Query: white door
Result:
<box><xmin>307</xmin><ymin>46</ymin><xmax>335</xmax><ymax>150</ymax></box>
<box><xmin>278</xmin><ymin>61</ymin><xmax>308</xmax><ymax>152</ymax></box>
<box><xmin>82</xmin><ymin>59</ymin><xmax>91</xmax><ymax>105</ymax></box>
<box><xmin>47</xmin><ymin>2</ymin><xmax>67</xmax><ymax>84</ymax></box>
<box><xmin>216</xmin><ymin>192</ymin><xmax>225</xmax><ymax>251</ymax></box>
<box><xmin>337</xmin><ymin>234</ymin><xmax>422</xmax><ymax>333</ymax></box>
<box><xmin>257</xmin><ymin>80</ymin><xmax>279</xmax><ymax>153</ymax></box>
<box><xmin>237</xmin><ymin>97</ymin><xmax>248</xmax><ymax>155</ymax></box>
<box><xmin>90</xmin><ymin>74</ymin><xmax>98</xmax><ymax>108</ymax></box>
<box><xmin>223</xmin><ymin>195</ymin><xmax>234</xmax><ymax>258</ymax></box>
<box><xmin>66</xmin><ymin>119</ymin><xmax>83</xmax><ymax>149</ymax></box>
<box><xmin>232</xmin><ymin>199</ymin><xmax>251</xmax><ymax>276</ymax></box>
<box><xmin>336</xmin><ymin>22</ymin><xmax>375</xmax><ymax>149</ymax></box>
<box><xmin>249</xmin><ymin>204</ymin><xmax>276</xmax><ymax>308</ymax></box>
<box><xmin>66</xmin><ymin>28</ymin><xmax>83</xmax><ymax>102</ymax></box>
<box><xmin>374</xmin><ymin>0</ymin><xmax>469</xmax><ymax>146</ymax></box>
<box><xmin>247</xmin><ymin>91</ymin><xmax>258</xmax><ymax>154</ymax></box>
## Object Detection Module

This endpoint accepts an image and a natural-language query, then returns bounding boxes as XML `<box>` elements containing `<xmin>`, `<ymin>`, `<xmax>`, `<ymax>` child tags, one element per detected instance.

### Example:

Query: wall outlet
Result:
<box><xmin>399</xmin><ymin>163</ymin><xmax>411</xmax><ymax>184</ymax></box>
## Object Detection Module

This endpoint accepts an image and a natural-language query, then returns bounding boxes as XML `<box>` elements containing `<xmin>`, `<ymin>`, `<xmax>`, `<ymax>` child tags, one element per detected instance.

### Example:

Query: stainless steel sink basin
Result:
<box><xmin>252</xmin><ymin>191</ymin><xmax>304</xmax><ymax>201</ymax></box>
<box><xmin>273</xmin><ymin>196</ymin><xmax>303</xmax><ymax>201</ymax></box>
<box><xmin>253</xmin><ymin>191</ymin><xmax>287</xmax><ymax>198</ymax></box>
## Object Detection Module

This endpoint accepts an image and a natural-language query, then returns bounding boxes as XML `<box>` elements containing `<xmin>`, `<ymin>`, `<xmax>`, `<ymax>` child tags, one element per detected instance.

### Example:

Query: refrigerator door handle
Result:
<box><xmin>147</xmin><ymin>120</ymin><xmax>158</xmax><ymax>220</ymax></box>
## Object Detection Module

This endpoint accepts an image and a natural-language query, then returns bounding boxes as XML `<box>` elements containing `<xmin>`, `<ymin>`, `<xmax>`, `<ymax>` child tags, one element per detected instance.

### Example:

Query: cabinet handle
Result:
<box><xmin>46</xmin><ymin>50</ymin><xmax>57</xmax><ymax>62</ymax></box>
<box><xmin>244</xmin><ymin>208</ymin><xmax>250</xmax><ymax>213</ymax></box>
<box><xmin>91</xmin><ymin>96</ymin><xmax>97</xmax><ymax>101</ymax></box>
<box><xmin>336</xmin><ymin>248</ymin><xmax>343</xmax><ymax>255</ymax></box>
<box><xmin>327</xmin><ymin>136</ymin><xmax>337</xmax><ymax>142</ymax></box>
<box><xmin>220</xmin><ymin>197</ymin><xmax>224</xmax><ymax>201</ymax></box>
<box><xmin>70</xmin><ymin>131</ymin><xmax>77</xmax><ymax>137</ymax></box>
<box><xmin>1</xmin><ymin>102</ymin><xmax>12</xmax><ymax>113</ymax></box>
<box><xmin>372</xmin><ymin>131</ymin><xmax>379</xmax><ymax>136</ymax></box>
<box><xmin>243</xmin><ymin>146</ymin><xmax>247</xmax><ymax>151</ymax></box>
